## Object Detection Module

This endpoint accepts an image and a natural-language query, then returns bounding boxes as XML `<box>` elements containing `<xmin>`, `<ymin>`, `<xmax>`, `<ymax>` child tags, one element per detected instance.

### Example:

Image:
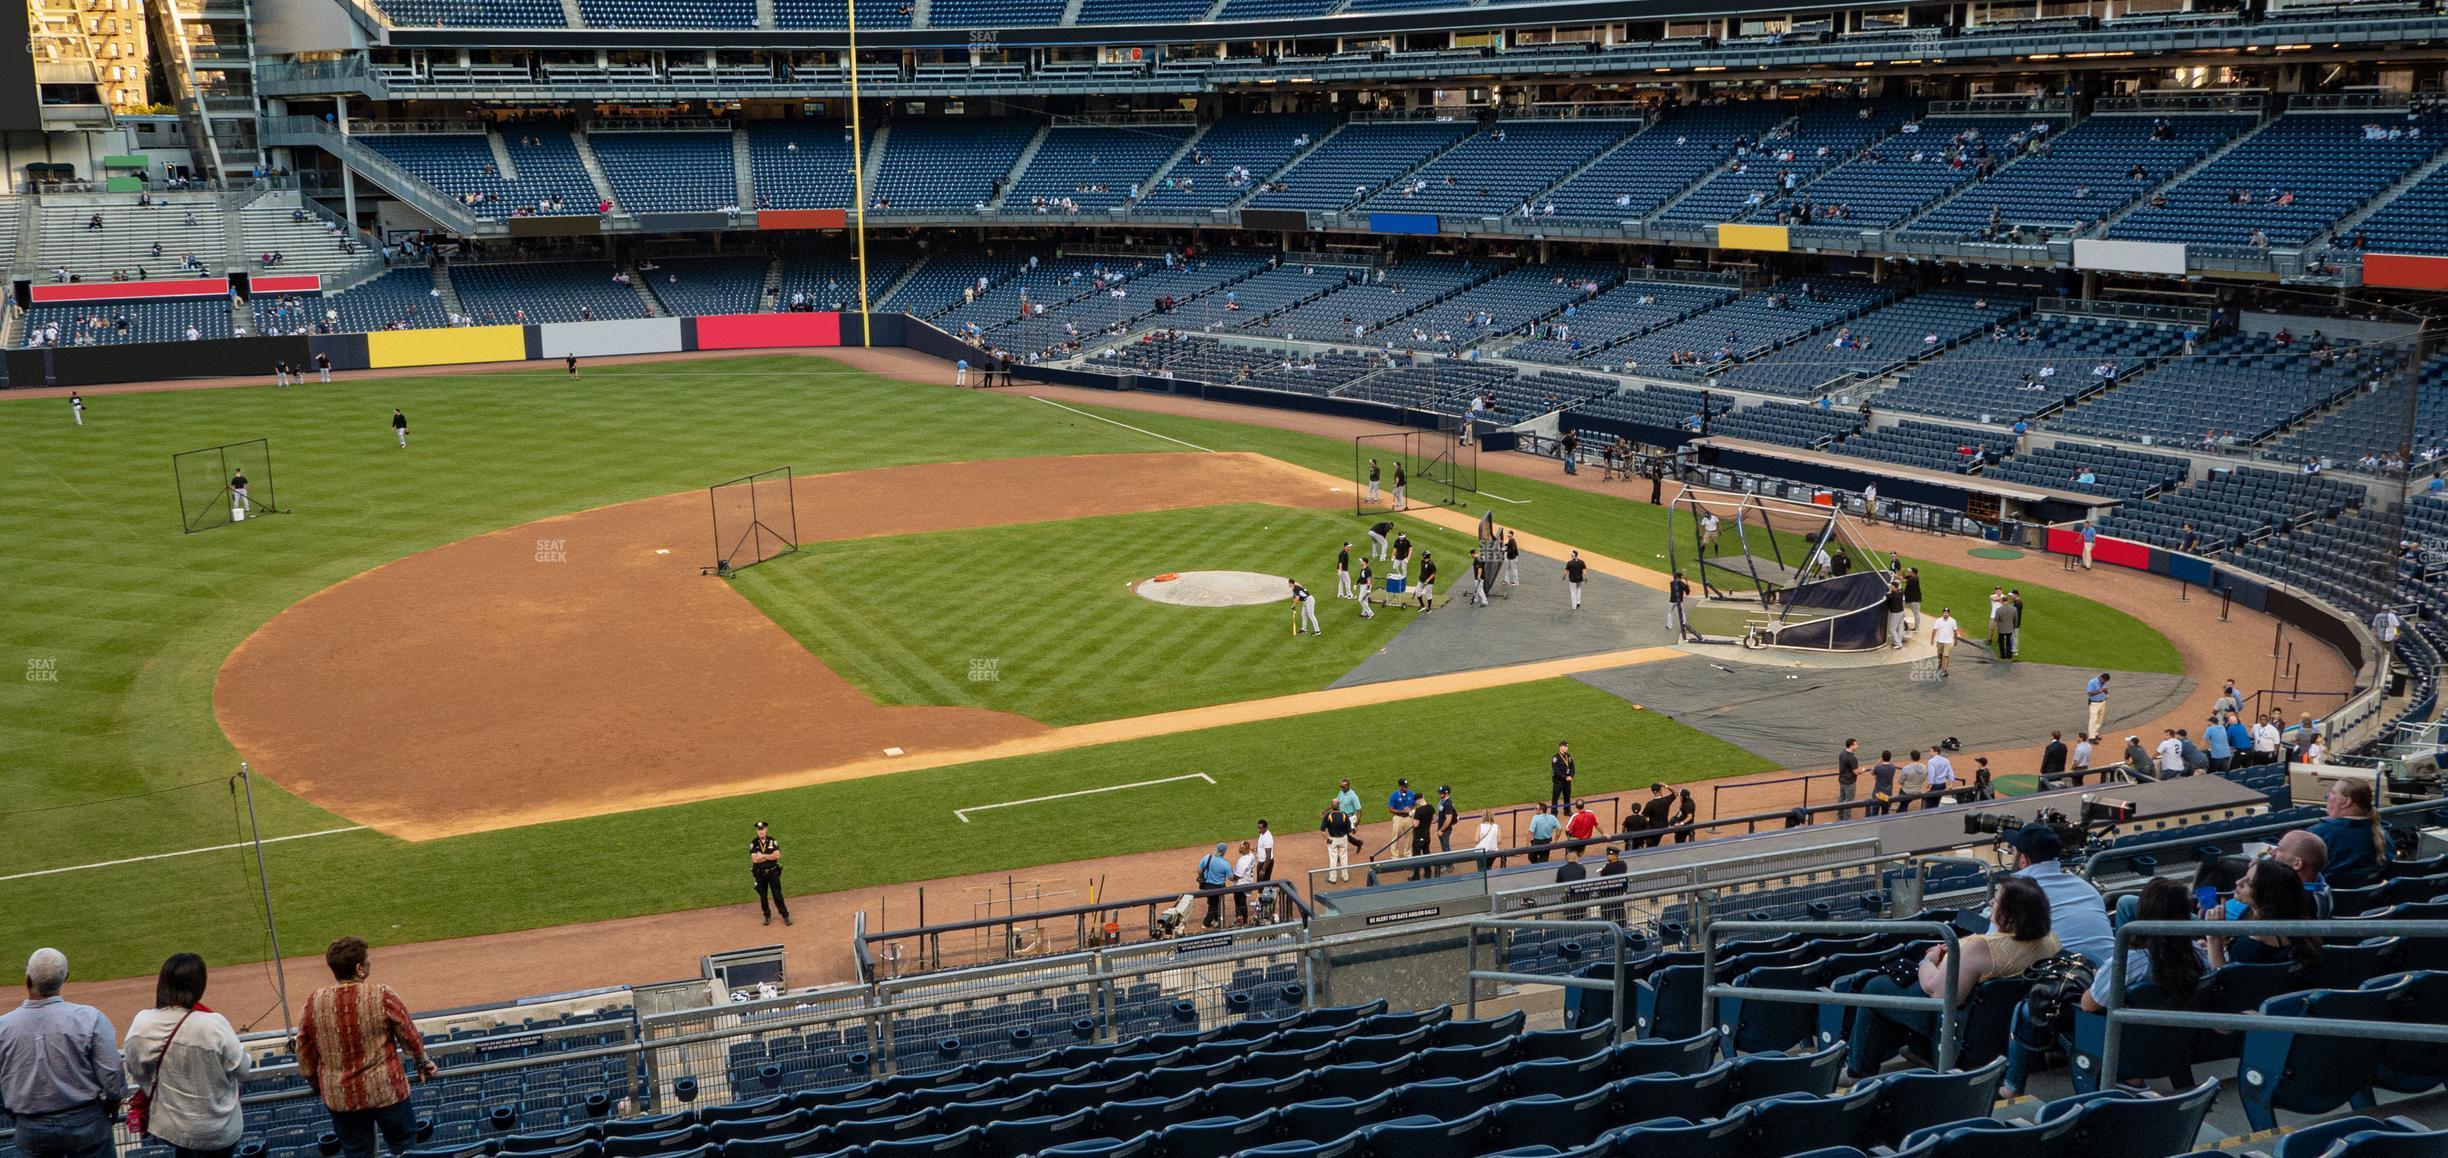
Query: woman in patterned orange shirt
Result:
<box><xmin>295</xmin><ymin>937</ymin><xmax>435</xmax><ymax>1158</ymax></box>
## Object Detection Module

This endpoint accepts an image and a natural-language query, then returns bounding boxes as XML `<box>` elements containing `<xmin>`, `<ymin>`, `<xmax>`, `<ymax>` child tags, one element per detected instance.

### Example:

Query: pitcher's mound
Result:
<box><xmin>1134</xmin><ymin>570</ymin><xmax>1293</xmax><ymax>607</ymax></box>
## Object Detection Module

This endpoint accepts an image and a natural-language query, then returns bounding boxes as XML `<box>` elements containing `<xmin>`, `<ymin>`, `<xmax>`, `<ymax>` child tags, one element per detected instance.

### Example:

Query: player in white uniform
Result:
<box><xmin>1365</xmin><ymin>459</ymin><xmax>1381</xmax><ymax>504</ymax></box>
<box><xmin>1335</xmin><ymin>543</ymin><xmax>1354</xmax><ymax>599</ymax></box>
<box><xmin>229</xmin><ymin>469</ymin><xmax>250</xmax><ymax>516</ymax></box>
<box><xmin>70</xmin><ymin>392</ymin><xmax>84</xmax><ymax>426</ymax></box>
<box><xmin>392</xmin><ymin>408</ymin><xmax>410</xmax><ymax>448</ymax></box>
<box><xmin>1356</xmin><ymin>560</ymin><xmax>1375</xmax><ymax>619</ymax></box>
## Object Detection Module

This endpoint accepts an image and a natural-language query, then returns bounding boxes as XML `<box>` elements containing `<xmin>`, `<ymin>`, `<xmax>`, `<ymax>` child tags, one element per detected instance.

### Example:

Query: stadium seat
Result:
<box><xmin>1441</xmin><ymin>1013</ymin><xmax>1529</xmax><ymax>1047</ymax></box>
<box><xmin>1489</xmin><ymin>1086</ymin><xmax>1614</xmax><ymax>1150</ymax></box>
<box><xmin>2273</xmin><ymin>1115</ymin><xmax>2448</xmax><ymax>1158</ymax></box>
<box><xmin>1358</xmin><ymin>1108</ymin><xmax>1494</xmax><ymax>1158</ymax></box>
<box><xmin>1513</xmin><ymin>1022</ymin><xmax>1613</xmax><ymax>1062</ymax></box>
<box><xmin>1742</xmin><ymin>1082</ymin><xmax>1884</xmax><ymax>1156</ymax></box>
<box><xmin>2034</xmin><ymin>1078</ymin><xmax>2219</xmax><ymax>1158</ymax></box>
<box><xmin>1091</xmin><ymin>1090</ymin><xmax>1198</xmax><ymax>1138</ymax></box>
<box><xmin>2237</xmin><ymin>987</ymin><xmax>2395</xmax><ymax>1131</ymax></box>
<box><xmin>980</xmin><ymin>1109</ymin><xmax>1095</xmax><ymax>1155</ymax></box>
<box><xmin>1397</xmin><ymin>1067</ymin><xmax>1508</xmax><ymax>1113</ymax></box>
<box><xmin>865</xmin><ymin>1129</ymin><xmax>978</xmax><ymax>1158</ymax></box>
<box><xmin>1507</xmin><ymin>1053</ymin><xmax>1615</xmax><ymax>1100</ymax></box>
<box><xmin>1308</xmin><ymin>1058</ymin><xmax>1412</xmax><ymax>1101</ymax></box>
<box><xmin>935</xmin><ymin>1092</ymin><xmax>1043</xmax><ymax>1133</ymax></box>
<box><xmin>1599</xmin><ymin>1063</ymin><xmax>1736</xmax><ymax>1124</ymax></box>
<box><xmin>1038</xmin><ymin>1134</ymin><xmax>1154</xmax><ymax>1158</ymax></box>
<box><xmin>1724</xmin><ymin>1041</ymin><xmax>1848</xmax><ymax>1103</ymax></box>
<box><xmin>717</xmin><ymin>1126</ymin><xmax>828</xmax><ymax>1158</ymax></box>
<box><xmin>1869</xmin><ymin>1059</ymin><xmax>2008</xmax><ymax>1145</ymax></box>
<box><xmin>1413</xmin><ymin>1039</ymin><xmax>1518</xmax><ymax>1082</ymax></box>
<box><xmin>1276</xmin><ymin>1091</ymin><xmax>1395</xmax><ymax>1139</ymax></box>
<box><xmin>1601</xmin><ymin>1108</ymin><xmax>1754</xmax><ymax>1158</ymax></box>
<box><xmin>1153</xmin><ymin>1112</ymin><xmax>1276</xmax><ymax>1158</ymax></box>
<box><xmin>1335</xmin><ymin>1027</ymin><xmax>1432</xmax><ymax>1065</ymax></box>
<box><xmin>1901</xmin><ymin>1109</ymin><xmax>2083</xmax><ymax>1158</ymax></box>
<box><xmin>1238</xmin><ymin>1138</ymin><xmax>1361</xmax><ymax>1158</ymax></box>
<box><xmin>1200</xmin><ymin>1073</ymin><xmax>1310</xmax><ymax>1120</ymax></box>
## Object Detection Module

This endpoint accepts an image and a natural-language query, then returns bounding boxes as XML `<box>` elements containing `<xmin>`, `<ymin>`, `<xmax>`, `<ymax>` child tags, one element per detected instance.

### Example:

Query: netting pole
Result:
<box><xmin>238</xmin><ymin>763</ymin><xmax>295</xmax><ymax>1036</ymax></box>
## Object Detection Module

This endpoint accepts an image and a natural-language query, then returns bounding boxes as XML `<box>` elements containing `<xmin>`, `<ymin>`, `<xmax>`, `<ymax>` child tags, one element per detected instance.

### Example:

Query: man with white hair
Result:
<box><xmin>0</xmin><ymin>948</ymin><xmax>125</xmax><ymax>1158</ymax></box>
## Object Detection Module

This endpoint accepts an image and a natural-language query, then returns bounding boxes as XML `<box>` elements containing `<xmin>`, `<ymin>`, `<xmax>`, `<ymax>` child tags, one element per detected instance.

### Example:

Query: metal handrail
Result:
<box><xmin>1703</xmin><ymin>918</ymin><xmax>1966</xmax><ymax>1069</ymax></box>
<box><xmin>1466</xmin><ymin>917</ymin><xmax>1628</xmax><ymax>1032</ymax></box>
<box><xmin>2098</xmin><ymin>917</ymin><xmax>2448</xmax><ymax>1085</ymax></box>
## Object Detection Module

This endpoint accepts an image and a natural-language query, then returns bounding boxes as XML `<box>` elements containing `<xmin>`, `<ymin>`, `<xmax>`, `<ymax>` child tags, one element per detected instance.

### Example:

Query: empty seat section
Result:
<box><xmin>2110</xmin><ymin>111</ymin><xmax>2448</xmax><ymax>252</ymax></box>
<box><xmin>2096</xmin><ymin>466</ymin><xmax>2365</xmax><ymax>553</ymax></box>
<box><xmin>1659</xmin><ymin>98</ymin><xmax>1921</xmax><ymax>224</ymax></box>
<box><xmin>572</xmin><ymin>0</ymin><xmax>753</xmax><ymax>26</ymax></box>
<box><xmin>371</xmin><ymin>0</ymin><xmax>566</xmax><ymax>24</ymax></box>
<box><xmin>593</xmin><ymin>133</ymin><xmax>737</xmax><ymax>212</ymax></box>
<box><xmin>1505</xmin><ymin>280</ymin><xmax>1738</xmax><ymax>365</ymax></box>
<box><xmin>747</xmin><ymin>122</ymin><xmax>858</xmax><ymax>209</ymax></box>
<box><xmin>1003</xmin><ymin>125</ymin><xmax>1195</xmax><ymax>213</ymax></box>
<box><xmin>363</xmin><ymin>127</ymin><xmax>599</xmax><ymax>220</ymax></box>
<box><xmin>870</xmin><ymin>120</ymin><xmax>1037</xmax><ymax>211</ymax></box>
<box><xmin>1358</xmin><ymin>120</ymin><xmax>1639</xmax><ymax>217</ymax></box>
<box><xmin>1243</xmin><ymin>121</ymin><xmax>1474</xmax><ymax>212</ymax></box>
<box><xmin>1981</xmin><ymin>443</ymin><xmax>2190</xmax><ymax>499</ymax></box>
<box><xmin>1908</xmin><ymin>114</ymin><xmax>2247</xmax><ymax>240</ymax></box>
<box><xmin>1547</xmin><ymin>102</ymin><xmax>1794</xmax><ymax>221</ymax></box>
<box><xmin>2051</xmin><ymin>332</ymin><xmax>2376</xmax><ymax>447</ymax></box>
<box><xmin>1774</xmin><ymin>116</ymin><xmax>2035</xmax><ymax>230</ymax></box>
<box><xmin>1712</xmin><ymin>290</ymin><xmax>2028</xmax><ymax>398</ymax></box>
<box><xmin>645</xmin><ymin>257</ymin><xmax>772</xmax><ymax>316</ymax></box>
<box><xmin>1136</xmin><ymin>116</ymin><xmax>1338</xmax><ymax>214</ymax></box>
<box><xmin>452</xmin><ymin>262</ymin><xmax>649</xmax><ymax>324</ymax></box>
<box><xmin>1829</xmin><ymin>418</ymin><xmax>2015</xmax><ymax>473</ymax></box>
<box><xmin>1250</xmin><ymin>256</ymin><xmax>1488</xmax><ymax>342</ymax></box>
<box><xmin>1874</xmin><ymin>313</ymin><xmax>2180</xmax><ymax>423</ymax></box>
<box><xmin>252</xmin><ymin>269</ymin><xmax>446</xmax><ymax>334</ymax></box>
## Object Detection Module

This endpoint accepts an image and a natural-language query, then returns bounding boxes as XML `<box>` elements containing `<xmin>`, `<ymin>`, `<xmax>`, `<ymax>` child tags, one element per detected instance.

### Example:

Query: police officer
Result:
<box><xmin>749</xmin><ymin>821</ymin><xmax>791</xmax><ymax>926</ymax></box>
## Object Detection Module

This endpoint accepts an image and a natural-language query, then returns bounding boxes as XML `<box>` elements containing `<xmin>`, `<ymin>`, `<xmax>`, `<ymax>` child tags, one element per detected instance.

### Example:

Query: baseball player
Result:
<box><xmin>1469</xmin><ymin>556</ymin><xmax>1490</xmax><ymax>606</ymax></box>
<box><xmin>1503</xmin><ymin>532</ymin><xmax>1522</xmax><ymax>586</ymax></box>
<box><xmin>273</xmin><ymin>362</ymin><xmax>290</xmax><ymax>388</ymax></box>
<box><xmin>1335</xmin><ymin>542</ymin><xmax>1354</xmax><ymax>599</ymax></box>
<box><xmin>1700</xmin><ymin>510</ymin><xmax>1721</xmax><ymax>556</ymax></box>
<box><xmin>565</xmin><ymin>352</ymin><xmax>580</xmax><ymax>378</ymax></box>
<box><xmin>1393</xmin><ymin>464</ymin><xmax>1408</xmax><ymax>511</ymax></box>
<box><xmin>1391</xmin><ymin>531</ymin><xmax>1412</xmax><ymax>577</ymax></box>
<box><xmin>1290</xmin><ymin>579</ymin><xmax>1322</xmax><ymax>636</ymax></box>
<box><xmin>316</xmin><ymin>352</ymin><xmax>332</xmax><ymax>383</ymax></box>
<box><xmin>69</xmin><ymin>392</ymin><xmax>83</xmax><ymax>426</ymax></box>
<box><xmin>1415</xmin><ymin>552</ymin><xmax>1437</xmax><ymax>612</ymax></box>
<box><xmin>229</xmin><ymin>468</ymin><xmax>250</xmax><ymax>516</ymax></box>
<box><xmin>1565</xmin><ymin>550</ymin><xmax>1587</xmax><ymax>611</ymax></box>
<box><xmin>1366</xmin><ymin>459</ymin><xmax>1381</xmax><ymax>504</ymax></box>
<box><xmin>955</xmin><ymin>357</ymin><xmax>969</xmax><ymax>387</ymax></box>
<box><xmin>1367</xmin><ymin>519</ymin><xmax>1393</xmax><ymax>560</ymax></box>
<box><xmin>391</xmin><ymin>408</ymin><xmax>410</xmax><ymax>448</ymax></box>
<box><xmin>1356</xmin><ymin>559</ymin><xmax>1375</xmax><ymax>619</ymax></box>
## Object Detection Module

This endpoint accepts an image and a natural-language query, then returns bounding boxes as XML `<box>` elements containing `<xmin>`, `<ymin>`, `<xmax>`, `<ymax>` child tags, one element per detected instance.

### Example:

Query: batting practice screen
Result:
<box><xmin>709</xmin><ymin>467</ymin><xmax>800</xmax><ymax>574</ymax></box>
<box><xmin>173</xmin><ymin>439</ymin><xmax>277</xmax><ymax>535</ymax></box>
<box><xmin>1352</xmin><ymin>430</ymin><xmax>1477</xmax><ymax>514</ymax></box>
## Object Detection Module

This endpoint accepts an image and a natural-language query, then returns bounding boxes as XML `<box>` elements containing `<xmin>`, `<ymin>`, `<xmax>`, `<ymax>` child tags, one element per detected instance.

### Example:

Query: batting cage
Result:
<box><xmin>1352</xmin><ymin>430</ymin><xmax>1477</xmax><ymax>514</ymax></box>
<box><xmin>1668</xmin><ymin>486</ymin><xmax>1891</xmax><ymax>651</ymax></box>
<box><xmin>708</xmin><ymin>467</ymin><xmax>799</xmax><ymax>576</ymax></box>
<box><xmin>174</xmin><ymin>439</ymin><xmax>278</xmax><ymax>534</ymax></box>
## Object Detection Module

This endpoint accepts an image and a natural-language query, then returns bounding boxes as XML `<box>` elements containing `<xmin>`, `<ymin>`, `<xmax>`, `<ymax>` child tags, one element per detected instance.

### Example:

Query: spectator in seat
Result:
<box><xmin>122</xmin><ymin>953</ymin><xmax>249</xmax><ymax>1158</ymax></box>
<box><xmin>2008</xmin><ymin>877</ymin><xmax>2206</xmax><ymax>1094</ymax></box>
<box><xmin>0</xmin><ymin>949</ymin><xmax>124</xmax><ymax>1158</ymax></box>
<box><xmin>297</xmin><ymin>937</ymin><xmax>434</xmax><ymax>1158</ymax></box>
<box><xmin>2305</xmin><ymin>779</ymin><xmax>2388</xmax><ymax>890</ymax></box>
<box><xmin>1846</xmin><ymin>875</ymin><xmax>2059</xmax><ymax>1082</ymax></box>
<box><xmin>2205</xmin><ymin>857</ymin><xmax>2323</xmax><ymax>971</ymax></box>
<box><xmin>2272</xmin><ymin>830</ymin><xmax>2333</xmax><ymax>917</ymax></box>
<box><xmin>2002</xmin><ymin>824</ymin><xmax>2114</xmax><ymax>965</ymax></box>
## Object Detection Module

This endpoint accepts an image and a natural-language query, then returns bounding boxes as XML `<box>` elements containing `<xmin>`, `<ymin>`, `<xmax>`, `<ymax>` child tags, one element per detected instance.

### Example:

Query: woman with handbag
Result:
<box><xmin>122</xmin><ymin>953</ymin><xmax>249</xmax><ymax>1158</ymax></box>
<box><xmin>1843</xmin><ymin>876</ymin><xmax>2061</xmax><ymax>1082</ymax></box>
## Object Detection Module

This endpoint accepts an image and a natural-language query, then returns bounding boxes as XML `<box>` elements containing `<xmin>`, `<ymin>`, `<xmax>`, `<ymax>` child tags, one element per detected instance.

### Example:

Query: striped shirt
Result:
<box><xmin>296</xmin><ymin>983</ymin><xmax>426</xmax><ymax>1113</ymax></box>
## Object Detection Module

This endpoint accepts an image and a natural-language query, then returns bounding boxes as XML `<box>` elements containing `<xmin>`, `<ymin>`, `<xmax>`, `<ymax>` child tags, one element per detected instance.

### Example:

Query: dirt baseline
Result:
<box><xmin>215</xmin><ymin>452</ymin><xmax>1338</xmax><ymax>839</ymax></box>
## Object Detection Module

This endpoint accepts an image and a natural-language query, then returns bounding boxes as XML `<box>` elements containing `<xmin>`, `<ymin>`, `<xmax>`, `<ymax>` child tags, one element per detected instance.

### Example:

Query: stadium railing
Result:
<box><xmin>854</xmin><ymin>881</ymin><xmax>1311</xmax><ymax>976</ymax></box>
<box><xmin>1698</xmin><ymin>918</ymin><xmax>1968</xmax><ymax>1066</ymax></box>
<box><xmin>1464</xmin><ymin>916</ymin><xmax>1631</xmax><ymax>1028</ymax></box>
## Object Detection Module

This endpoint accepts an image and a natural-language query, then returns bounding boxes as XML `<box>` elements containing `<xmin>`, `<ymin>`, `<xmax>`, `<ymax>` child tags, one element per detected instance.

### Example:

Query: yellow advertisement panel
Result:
<box><xmin>1714</xmin><ymin>224</ymin><xmax>1791</xmax><ymax>253</ymax></box>
<box><xmin>366</xmin><ymin>326</ymin><xmax>528</xmax><ymax>369</ymax></box>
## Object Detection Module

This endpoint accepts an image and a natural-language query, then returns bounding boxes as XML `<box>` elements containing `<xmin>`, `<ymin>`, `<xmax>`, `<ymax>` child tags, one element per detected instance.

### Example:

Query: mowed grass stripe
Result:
<box><xmin>728</xmin><ymin>504</ymin><xmax>1478</xmax><ymax>725</ymax></box>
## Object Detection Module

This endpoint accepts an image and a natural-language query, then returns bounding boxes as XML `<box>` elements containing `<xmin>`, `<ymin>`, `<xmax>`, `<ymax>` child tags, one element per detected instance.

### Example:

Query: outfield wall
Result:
<box><xmin>4</xmin><ymin>312</ymin><xmax>889</xmax><ymax>387</ymax></box>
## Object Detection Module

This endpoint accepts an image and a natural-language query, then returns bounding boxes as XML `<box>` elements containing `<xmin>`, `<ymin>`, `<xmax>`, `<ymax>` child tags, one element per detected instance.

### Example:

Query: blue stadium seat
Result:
<box><xmin>1152</xmin><ymin>1112</ymin><xmax>1276</xmax><ymax>1158</ymax></box>
<box><xmin>1599</xmin><ymin>1108</ymin><xmax>1754</xmax><ymax>1158</ymax></box>
<box><xmin>2033</xmin><ymin>1078</ymin><xmax>2219</xmax><ymax>1158</ymax></box>
<box><xmin>1488</xmin><ymin>1086</ymin><xmax>1614</xmax><ymax>1151</ymax></box>
<box><xmin>1358</xmin><ymin>1109</ymin><xmax>1494</xmax><ymax>1158</ymax></box>
<box><xmin>1870</xmin><ymin>1059</ymin><xmax>2008</xmax><ymax>1146</ymax></box>
<box><xmin>2237</xmin><ymin>986</ymin><xmax>2396</xmax><ymax>1131</ymax></box>
<box><xmin>1900</xmin><ymin>1110</ymin><xmax>2082</xmax><ymax>1158</ymax></box>
<box><xmin>1741</xmin><ymin>1082</ymin><xmax>1884</xmax><ymax>1156</ymax></box>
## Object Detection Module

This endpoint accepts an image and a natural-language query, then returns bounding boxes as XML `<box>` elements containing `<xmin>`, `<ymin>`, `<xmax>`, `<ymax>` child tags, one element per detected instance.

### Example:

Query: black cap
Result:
<box><xmin>754</xmin><ymin>820</ymin><xmax>768</xmax><ymax>829</ymax></box>
<box><xmin>1438</xmin><ymin>785</ymin><xmax>1450</xmax><ymax>794</ymax></box>
<box><xmin>2008</xmin><ymin>824</ymin><xmax>2063</xmax><ymax>861</ymax></box>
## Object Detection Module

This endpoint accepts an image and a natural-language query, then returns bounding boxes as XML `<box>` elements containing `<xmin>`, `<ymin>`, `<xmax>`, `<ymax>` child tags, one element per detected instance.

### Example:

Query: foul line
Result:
<box><xmin>1030</xmin><ymin>397</ymin><xmax>1216</xmax><ymax>453</ymax></box>
<box><xmin>955</xmin><ymin>773</ymin><xmax>1217</xmax><ymax>823</ymax></box>
<box><xmin>1477</xmin><ymin>488</ymin><xmax>1531</xmax><ymax>505</ymax></box>
<box><xmin>0</xmin><ymin>826</ymin><xmax>371</xmax><ymax>882</ymax></box>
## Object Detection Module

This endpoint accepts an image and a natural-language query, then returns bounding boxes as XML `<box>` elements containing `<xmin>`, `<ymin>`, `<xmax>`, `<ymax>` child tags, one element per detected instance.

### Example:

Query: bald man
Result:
<box><xmin>2273</xmin><ymin>830</ymin><xmax>2334</xmax><ymax>916</ymax></box>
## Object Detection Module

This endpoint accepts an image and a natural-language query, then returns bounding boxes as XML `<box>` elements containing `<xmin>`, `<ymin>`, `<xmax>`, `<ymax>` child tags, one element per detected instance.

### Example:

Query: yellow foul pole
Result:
<box><xmin>844</xmin><ymin>0</ymin><xmax>873</xmax><ymax>346</ymax></box>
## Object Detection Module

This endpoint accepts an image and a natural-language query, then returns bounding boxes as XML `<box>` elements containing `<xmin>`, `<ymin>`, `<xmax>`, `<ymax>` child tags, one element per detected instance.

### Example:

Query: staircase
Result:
<box><xmin>1341</xmin><ymin>126</ymin><xmax>1479</xmax><ymax>212</ymax></box>
<box><xmin>1225</xmin><ymin>123</ymin><xmax>1345</xmax><ymax>211</ymax></box>
<box><xmin>988</xmin><ymin>125</ymin><xmax>1052</xmax><ymax>211</ymax></box>
<box><xmin>732</xmin><ymin>128</ymin><xmax>758</xmax><ymax>210</ymax></box>
<box><xmin>1130</xmin><ymin>124</ymin><xmax>1210</xmax><ymax>207</ymax></box>
<box><xmin>2319</xmin><ymin>142</ymin><xmax>2448</xmax><ymax>248</ymax></box>
<box><xmin>761</xmin><ymin>255</ymin><xmax>785</xmax><ymax>310</ymax></box>
<box><xmin>858</xmin><ymin>123</ymin><xmax>892</xmax><ymax>207</ymax></box>
<box><xmin>1894</xmin><ymin>120</ymin><xmax>2065</xmax><ymax>232</ymax></box>
<box><xmin>874</xmin><ymin>254</ymin><xmax>929</xmax><ymax>311</ymax></box>
<box><xmin>489</xmin><ymin>131</ymin><xmax>521</xmax><ymax>179</ymax></box>
<box><xmin>627</xmin><ymin>269</ymin><xmax>665</xmax><ymax>316</ymax></box>
<box><xmin>1058</xmin><ymin>0</ymin><xmax>1087</xmax><ymax>23</ymax></box>
<box><xmin>1648</xmin><ymin>113</ymin><xmax>1802</xmax><ymax>222</ymax></box>
<box><xmin>1520</xmin><ymin>120</ymin><xmax>1650</xmax><ymax>211</ymax></box>
<box><xmin>569</xmin><ymin>133</ymin><xmax>619</xmax><ymax>212</ymax></box>
<box><xmin>434</xmin><ymin>264</ymin><xmax>467</xmax><ymax>320</ymax></box>
<box><xmin>909</xmin><ymin>0</ymin><xmax>932</xmax><ymax>27</ymax></box>
<box><xmin>753</xmin><ymin>0</ymin><xmax>776</xmax><ymax>27</ymax></box>
<box><xmin>2098</xmin><ymin>120</ymin><xmax>2268</xmax><ymax>232</ymax></box>
<box><xmin>559</xmin><ymin>0</ymin><xmax>586</xmax><ymax>24</ymax></box>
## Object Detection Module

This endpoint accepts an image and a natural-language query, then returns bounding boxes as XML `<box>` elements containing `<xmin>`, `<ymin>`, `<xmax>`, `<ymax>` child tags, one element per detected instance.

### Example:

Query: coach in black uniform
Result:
<box><xmin>1415</xmin><ymin>552</ymin><xmax>1437</xmax><ymax>612</ymax></box>
<box><xmin>749</xmin><ymin>820</ymin><xmax>792</xmax><ymax>926</ymax></box>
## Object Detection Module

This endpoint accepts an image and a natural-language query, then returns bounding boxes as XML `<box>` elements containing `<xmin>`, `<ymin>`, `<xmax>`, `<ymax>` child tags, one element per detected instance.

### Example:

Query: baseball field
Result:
<box><xmin>0</xmin><ymin>352</ymin><xmax>2184</xmax><ymax>983</ymax></box>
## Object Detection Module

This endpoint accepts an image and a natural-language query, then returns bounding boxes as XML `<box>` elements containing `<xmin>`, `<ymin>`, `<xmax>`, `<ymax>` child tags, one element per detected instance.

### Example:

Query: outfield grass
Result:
<box><xmin>0</xmin><ymin>356</ymin><xmax>2173</xmax><ymax>979</ymax></box>
<box><xmin>733</xmin><ymin>503</ymin><xmax>1478</xmax><ymax>724</ymax></box>
<box><xmin>7</xmin><ymin>678</ymin><xmax>1772</xmax><ymax>980</ymax></box>
<box><xmin>1045</xmin><ymin>401</ymin><xmax>2185</xmax><ymax>676</ymax></box>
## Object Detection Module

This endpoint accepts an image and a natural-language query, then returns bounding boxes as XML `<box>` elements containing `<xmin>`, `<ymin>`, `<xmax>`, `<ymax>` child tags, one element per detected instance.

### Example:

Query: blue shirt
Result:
<box><xmin>1335</xmin><ymin>789</ymin><xmax>1361</xmax><ymax>818</ymax></box>
<box><xmin>2011</xmin><ymin>861</ymin><xmax>2115</xmax><ymax>966</ymax></box>
<box><xmin>2205</xmin><ymin>727</ymin><xmax>2233</xmax><ymax>760</ymax></box>
<box><xmin>1529</xmin><ymin>813</ymin><xmax>1561</xmax><ymax>841</ymax></box>
<box><xmin>2225</xmin><ymin>722</ymin><xmax>2252</xmax><ymax>754</ymax></box>
<box><xmin>1196</xmin><ymin>854</ymin><xmax>1232</xmax><ymax>886</ymax></box>
<box><xmin>2081</xmin><ymin>525</ymin><xmax>2098</xmax><ymax>544</ymax></box>
<box><xmin>2306</xmin><ymin>816</ymin><xmax>2387</xmax><ymax>890</ymax></box>
<box><xmin>0</xmin><ymin>996</ymin><xmax>124</xmax><ymax>1116</ymax></box>
<box><xmin>2086</xmin><ymin>676</ymin><xmax>2108</xmax><ymax>703</ymax></box>
<box><xmin>1388</xmin><ymin>789</ymin><xmax>1418</xmax><ymax>814</ymax></box>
